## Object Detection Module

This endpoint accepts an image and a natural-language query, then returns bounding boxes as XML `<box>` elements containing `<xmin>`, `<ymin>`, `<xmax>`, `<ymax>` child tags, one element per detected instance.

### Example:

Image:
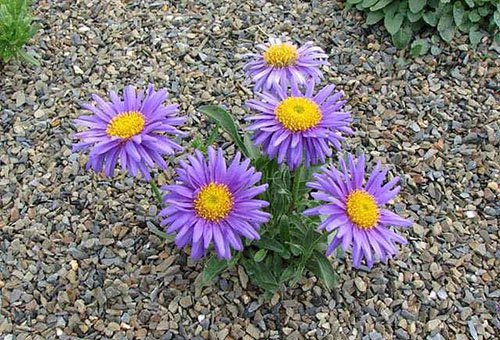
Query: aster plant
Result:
<box><xmin>73</xmin><ymin>40</ymin><xmax>414</xmax><ymax>297</ymax></box>
<box><xmin>190</xmin><ymin>103</ymin><xmax>412</xmax><ymax>295</ymax></box>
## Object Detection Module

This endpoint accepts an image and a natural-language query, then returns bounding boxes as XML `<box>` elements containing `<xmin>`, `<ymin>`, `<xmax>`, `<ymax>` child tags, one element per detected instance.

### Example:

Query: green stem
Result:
<box><xmin>290</xmin><ymin>164</ymin><xmax>303</xmax><ymax>212</ymax></box>
<box><xmin>150</xmin><ymin>180</ymin><xmax>163</xmax><ymax>205</ymax></box>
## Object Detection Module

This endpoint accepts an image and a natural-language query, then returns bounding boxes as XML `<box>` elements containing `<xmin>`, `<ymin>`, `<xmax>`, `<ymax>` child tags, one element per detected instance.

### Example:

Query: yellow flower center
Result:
<box><xmin>346</xmin><ymin>190</ymin><xmax>379</xmax><ymax>229</ymax></box>
<box><xmin>106</xmin><ymin>112</ymin><xmax>145</xmax><ymax>138</ymax></box>
<box><xmin>194</xmin><ymin>183</ymin><xmax>234</xmax><ymax>222</ymax></box>
<box><xmin>275</xmin><ymin>97</ymin><xmax>322</xmax><ymax>132</ymax></box>
<box><xmin>263</xmin><ymin>43</ymin><xmax>299</xmax><ymax>68</ymax></box>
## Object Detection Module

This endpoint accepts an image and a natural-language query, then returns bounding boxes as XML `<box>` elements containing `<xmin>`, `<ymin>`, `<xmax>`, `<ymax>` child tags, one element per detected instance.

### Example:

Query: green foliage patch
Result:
<box><xmin>346</xmin><ymin>0</ymin><xmax>500</xmax><ymax>55</ymax></box>
<box><xmin>0</xmin><ymin>0</ymin><xmax>38</xmax><ymax>65</ymax></box>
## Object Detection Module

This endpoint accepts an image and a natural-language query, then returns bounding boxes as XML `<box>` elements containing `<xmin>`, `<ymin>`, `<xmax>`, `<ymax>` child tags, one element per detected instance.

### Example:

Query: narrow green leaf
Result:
<box><xmin>201</xmin><ymin>256</ymin><xmax>230</xmax><ymax>286</ymax></box>
<box><xmin>199</xmin><ymin>105</ymin><xmax>249</xmax><ymax>157</ymax></box>
<box><xmin>254</xmin><ymin>249</ymin><xmax>268</xmax><ymax>262</ymax></box>
<box><xmin>279</xmin><ymin>215</ymin><xmax>291</xmax><ymax>246</ymax></box>
<box><xmin>410</xmin><ymin>39</ymin><xmax>430</xmax><ymax>56</ymax></box>
<box><xmin>409</xmin><ymin>0</ymin><xmax>426</xmax><ymax>14</ymax></box>
<box><xmin>384</xmin><ymin>12</ymin><xmax>404</xmax><ymax>35</ymax></box>
<box><xmin>255</xmin><ymin>236</ymin><xmax>285</xmax><ymax>253</ymax></box>
<box><xmin>243</xmin><ymin>133</ymin><xmax>259</xmax><ymax>160</ymax></box>
<box><xmin>279</xmin><ymin>266</ymin><xmax>296</xmax><ymax>283</ymax></box>
<box><xmin>307</xmin><ymin>252</ymin><xmax>338</xmax><ymax>291</ymax></box>
<box><xmin>365</xmin><ymin>10</ymin><xmax>384</xmax><ymax>25</ymax></box>
<box><xmin>148</xmin><ymin>224</ymin><xmax>175</xmax><ymax>241</ymax></box>
<box><xmin>346</xmin><ymin>0</ymin><xmax>363</xmax><ymax>4</ymax></box>
<box><xmin>18</xmin><ymin>49</ymin><xmax>39</xmax><ymax>66</ymax></box>
<box><xmin>370</xmin><ymin>0</ymin><xmax>392</xmax><ymax>12</ymax></box>
<box><xmin>288</xmin><ymin>242</ymin><xmax>306</xmax><ymax>256</ymax></box>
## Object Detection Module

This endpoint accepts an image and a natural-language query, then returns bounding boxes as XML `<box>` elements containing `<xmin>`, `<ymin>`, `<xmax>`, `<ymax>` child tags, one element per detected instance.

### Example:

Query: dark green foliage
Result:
<box><xmin>346</xmin><ymin>0</ymin><xmax>500</xmax><ymax>53</ymax></box>
<box><xmin>0</xmin><ymin>0</ymin><xmax>38</xmax><ymax>65</ymax></box>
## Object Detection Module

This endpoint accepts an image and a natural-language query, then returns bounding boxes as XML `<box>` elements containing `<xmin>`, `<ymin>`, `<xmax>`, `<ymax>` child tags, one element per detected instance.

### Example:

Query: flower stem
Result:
<box><xmin>150</xmin><ymin>180</ymin><xmax>163</xmax><ymax>205</ymax></box>
<box><xmin>290</xmin><ymin>164</ymin><xmax>303</xmax><ymax>212</ymax></box>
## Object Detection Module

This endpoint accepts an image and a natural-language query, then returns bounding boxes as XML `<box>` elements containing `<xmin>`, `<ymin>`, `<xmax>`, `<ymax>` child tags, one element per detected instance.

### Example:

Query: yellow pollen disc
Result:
<box><xmin>194</xmin><ymin>183</ymin><xmax>234</xmax><ymax>222</ymax></box>
<box><xmin>263</xmin><ymin>43</ymin><xmax>299</xmax><ymax>68</ymax></box>
<box><xmin>106</xmin><ymin>112</ymin><xmax>145</xmax><ymax>139</ymax></box>
<box><xmin>346</xmin><ymin>190</ymin><xmax>379</xmax><ymax>229</ymax></box>
<box><xmin>275</xmin><ymin>97</ymin><xmax>322</xmax><ymax>132</ymax></box>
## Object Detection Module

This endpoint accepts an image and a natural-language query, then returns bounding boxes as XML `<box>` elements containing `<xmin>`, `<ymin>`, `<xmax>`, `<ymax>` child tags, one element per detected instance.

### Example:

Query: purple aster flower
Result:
<box><xmin>244</xmin><ymin>37</ymin><xmax>329</xmax><ymax>91</ymax></box>
<box><xmin>73</xmin><ymin>84</ymin><xmax>186</xmax><ymax>180</ymax></box>
<box><xmin>158</xmin><ymin>147</ymin><xmax>271</xmax><ymax>260</ymax></box>
<box><xmin>246</xmin><ymin>81</ymin><xmax>353</xmax><ymax>171</ymax></box>
<box><xmin>304</xmin><ymin>154</ymin><xmax>412</xmax><ymax>268</ymax></box>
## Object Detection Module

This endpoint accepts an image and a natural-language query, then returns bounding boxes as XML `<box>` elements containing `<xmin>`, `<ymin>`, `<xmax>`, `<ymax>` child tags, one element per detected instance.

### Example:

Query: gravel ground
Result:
<box><xmin>1</xmin><ymin>1</ymin><xmax>499</xmax><ymax>340</ymax></box>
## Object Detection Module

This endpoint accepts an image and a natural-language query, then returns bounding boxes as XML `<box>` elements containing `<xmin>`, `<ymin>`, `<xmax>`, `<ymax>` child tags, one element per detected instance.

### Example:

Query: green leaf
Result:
<box><xmin>469</xmin><ymin>9</ymin><xmax>481</xmax><ymax>22</ymax></box>
<box><xmin>464</xmin><ymin>0</ymin><xmax>474</xmax><ymax>8</ymax></box>
<box><xmin>254</xmin><ymin>249</ymin><xmax>268</xmax><ymax>262</ymax></box>
<box><xmin>346</xmin><ymin>0</ymin><xmax>363</xmax><ymax>4</ymax></box>
<box><xmin>453</xmin><ymin>2</ymin><xmax>466</xmax><ymax>26</ymax></box>
<box><xmin>458</xmin><ymin>19</ymin><xmax>474</xmax><ymax>32</ymax></box>
<box><xmin>199</xmin><ymin>105</ymin><xmax>249</xmax><ymax>157</ymax></box>
<box><xmin>477</xmin><ymin>6</ymin><xmax>489</xmax><ymax>17</ymax></box>
<box><xmin>428</xmin><ymin>0</ymin><xmax>439</xmax><ymax>9</ymax></box>
<box><xmin>494</xmin><ymin>11</ymin><xmax>500</xmax><ymax>29</ymax></box>
<box><xmin>370</xmin><ymin>0</ymin><xmax>392</xmax><ymax>11</ymax></box>
<box><xmin>279</xmin><ymin>215</ymin><xmax>291</xmax><ymax>246</ymax></box>
<box><xmin>410</xmin><ymin>39</ymin><xmax>430</xmax><ymax>56</ymax></box>
<box><xmin>18</xmin><ymin>49</ymin><xmax>39</xmax><ymax>66</ymax></box>
<box><xmin>200</xmin><ymin>256</ymin><xmax>234</xmax><ymax>286</ymax></box>
<box><xmin>392</xmin><ymin>25</ymin><xmax>413</xmax><ymax>48</ymax></box>
<box><xmin>307</xmin><ymin>252</ymin><xmax>338</xmax><ymax>291</ymax></box>
<box><xmin>288</xmin><ymin>242</ymin><xmax>306</xmax><ymax>256</ymax></box>
<box><xmin>409</xmin><ymin>0</ymin><xmax>426</xmax><ymax>13</ymax></box>
<box><xmin>384</xmin><ymin>13</ymin><xmax>404</xmax><ymax>35</ymax></box>
<box><xmin>255</xmin><ymin>236</ymin><xmax>286</xmax><ymax>253</ymax></box>
<box><xmin>383</xmin><ymin>2</ymin><xmax>397</xmax><ymax>15</ymax></box>
<box><xmin>366</xmin><ymin>10</ymin><xmax>384</xmax><ymax>25</ymax></box>
<box><xmin>243</xmin><ymin>133</ymin><xmax>259</xmax><ymax>160</ymax></box>
<box><xmin>279</xmin><ymin>265</ymin><xmax>296</xmax><ymax>283</ymax></box>
<box><xmin>148</xmin><ymin>224</ymin><xmax>175</xmax><ymax>241</ymax></box>
<box><xmin>423</xmin><ymin>11</ymin><xmax>439</xmax><ymax>26</ymax></box>
<box><xmin>407</xmin><ymin>10</ymin><xmax>423</xmax><ymax>23</ymax></box>
<box><xmin>437</xmin><ymin>12</ymin><xmax>456</xmax><ymax>43</ymax></box>
<box><xmin>362</xmin><ymin>0</ymin><xmax>378</xmax><ymax>8</ymax></box>
<box><xmin>469</xmin><ymin>29</ymin><xmax>483</xmax><ymax>45</ymax></box>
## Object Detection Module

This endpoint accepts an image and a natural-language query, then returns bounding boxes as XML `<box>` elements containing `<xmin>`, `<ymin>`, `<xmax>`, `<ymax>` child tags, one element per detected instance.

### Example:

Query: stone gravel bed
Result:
<box><xmin>0</xmin><ymin>1</ymin><xmax>499</xmax><ymax>340</ymax></box>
